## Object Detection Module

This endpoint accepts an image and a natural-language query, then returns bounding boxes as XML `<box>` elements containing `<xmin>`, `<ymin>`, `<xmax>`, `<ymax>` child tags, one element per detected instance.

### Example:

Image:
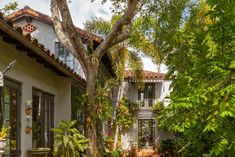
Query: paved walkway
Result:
<box><xmin>137</xmin><ymin>149</ymin><xmax>160</xmax><ymax>157</ymax></box>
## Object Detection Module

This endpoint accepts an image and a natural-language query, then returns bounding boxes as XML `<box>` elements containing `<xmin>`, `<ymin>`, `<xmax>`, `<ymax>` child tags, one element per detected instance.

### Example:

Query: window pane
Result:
<box><xmin>4</xmin><ymin>86</ymin><xmax>10</xmax><ymax>103</ymax></box>
<box><xmin>32</xmin><ymin>94</ymin><xmax>42</xmax><ymax>147</ymax></box>
<box><xmin>138</xmin><ymin>91</ymin><xmax>145</xmax><ymax>107</ymax></box>
<box><xmin>32</xmin><ymin>89</ymin><xmax>54</xmax><ymax>152</ymax></box>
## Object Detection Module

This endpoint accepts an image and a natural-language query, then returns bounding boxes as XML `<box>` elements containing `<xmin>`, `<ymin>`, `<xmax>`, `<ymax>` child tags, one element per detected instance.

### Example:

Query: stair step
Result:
<box><xmin>137</xmin><ymin>149</ymin><xmax>160</xmax><ymax>157</ymax></box>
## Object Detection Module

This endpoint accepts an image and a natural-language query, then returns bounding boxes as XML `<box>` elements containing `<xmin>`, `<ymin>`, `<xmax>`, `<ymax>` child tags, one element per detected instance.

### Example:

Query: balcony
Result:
<box><xmin>54</xmin><ymin>42</ymin><xmax>85</xmax><ymax>78</ymax></box>
<box><xmin>135</xmin><ymin>99</ymin><xmax>158</xmax><ymax>109</ymax></box>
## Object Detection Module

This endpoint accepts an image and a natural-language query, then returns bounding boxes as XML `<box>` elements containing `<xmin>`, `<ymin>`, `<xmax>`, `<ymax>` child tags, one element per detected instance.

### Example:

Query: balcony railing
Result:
<box><xmin>54</xmin><ymin>42</ymin><xmax>85</xmax><ymax>78</ymax></box>
<box><xmin>134</xmin><ymin>99</ymin><xmax>159</xmax><ymax>108</ymax></box>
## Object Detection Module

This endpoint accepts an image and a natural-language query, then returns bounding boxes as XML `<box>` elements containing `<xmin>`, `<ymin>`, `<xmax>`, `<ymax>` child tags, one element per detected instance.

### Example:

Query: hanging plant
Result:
<box><xmin>115</xmin><ymin>97</ymin><xmax>139</xmax><ymax>130</ymax></box>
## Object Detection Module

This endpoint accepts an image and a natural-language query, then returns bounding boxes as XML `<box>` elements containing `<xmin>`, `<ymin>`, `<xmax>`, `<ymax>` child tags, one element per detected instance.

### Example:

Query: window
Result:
<box><xmin>32</xmin><ymin>89</ymin><xmax>54</xmax><ymax>150</ymax></box>
<box><xmin>138</xmin><ymin>90</ymin><xmax>145</xmax><ymax>107</ymax></box>
<box><xmin>138</xmin><ymin>83</ymin><xmax>155</xmax><ymax>107</ymax></box>
<box><xmin>55</xmin><ymin>42</ymin><xmax>75</xmax><ymax>69</ymax></box>
<box><xmin>0</xmin><ymin>79</ymin><xmax>21</xmax><ymax>157</ymax></box>
<box><xmin>146</xmin><ymin>84</ymin><xmax>154</xmax><ymax>107</ymax></box>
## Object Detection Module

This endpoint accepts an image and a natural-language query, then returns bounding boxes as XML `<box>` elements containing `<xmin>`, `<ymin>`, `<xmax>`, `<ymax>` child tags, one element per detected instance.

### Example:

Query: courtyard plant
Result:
<box><xmin>0</xmin><ymin>125</ymin><xmax>8</xmax><ymax>157</ymax></box>
<box><xmin>52</xmin><ymin>120</ymin><xmax>89</xmax><ymax>157</ymax></box>
<box><xmin>0</xmin><ymin>125</ymin><xmax>7</xmax><ymax>141</ymax></box>
<box><xmin>155</xmin><ymin>0</ymin><xmax>235</xmax><ymax>156</ymax></box>
<box><xmin>115</xmin><ymin>97</ymin><xmax>139</xmax><ymax>130</ymax></box>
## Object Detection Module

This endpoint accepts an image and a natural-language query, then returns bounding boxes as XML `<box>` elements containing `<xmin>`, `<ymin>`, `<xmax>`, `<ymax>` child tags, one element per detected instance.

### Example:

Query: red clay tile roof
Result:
<box><xmin>6</xmin><ymin>6</ymin><xmax>116</xmax><ymax>78</ymax></box>
<box><xmin>0</xmin><ymin>12</ymin><xmax>86</xmax><ymax>88</ymax></box>
<box><xmin>6</xmin><ymin>6</ymin><xmax>103</xmax><ymax>43</ymax></box>
<box><xmin>125</xmin><ymin>70</ymin><xmax>165</xmax><ymax>81</ymax></box>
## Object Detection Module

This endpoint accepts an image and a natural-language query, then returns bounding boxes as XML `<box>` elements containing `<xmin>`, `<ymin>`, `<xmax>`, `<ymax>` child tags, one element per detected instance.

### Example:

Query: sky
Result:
<box><xmin>0</xmin><ymin>0</ymin><xmax>167</xmax><ymax>73</ymax></box>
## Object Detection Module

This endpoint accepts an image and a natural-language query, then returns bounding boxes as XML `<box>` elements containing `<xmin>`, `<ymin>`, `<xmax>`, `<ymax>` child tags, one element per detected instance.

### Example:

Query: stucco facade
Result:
<box><xmin>0</xmin><ymin>35</ymin><xmax>72</xmax><ymax>156</ymax></box>
<box><xmin>12</xmin><ymin>16</ymin><xmax>85</xmax><ymax>78</ymax></box>
<box><xmin>0</xmin><ymin>6</ymin><xmax>116</xmax><ymax>157</ymax></box>
<box><xmin>121</xmin><ymin>73</ymin><xmax>173</xmax><ymax>150</ymax></box>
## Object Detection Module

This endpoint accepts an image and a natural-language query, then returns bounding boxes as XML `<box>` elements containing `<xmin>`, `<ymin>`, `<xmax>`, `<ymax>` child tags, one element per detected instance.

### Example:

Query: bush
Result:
<box><xmin>157</xmin><ymin>139</ymin><xmax>174</xmax><ymax>157</ymax></box>
<box><xmin>52</xmin><ymin>120</ymin><xmax>89</xmax><ymax>157</ymax></box>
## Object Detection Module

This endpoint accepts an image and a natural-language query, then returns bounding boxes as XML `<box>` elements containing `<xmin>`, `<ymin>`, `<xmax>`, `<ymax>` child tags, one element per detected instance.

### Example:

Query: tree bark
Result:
<box><xmin>50</xmin><ymin>0</ymin><xmax>140</xmax><ymax>156</ymax></box>
<box><xmin>85</xmin><ymin>61</ymin><xmax>105</xmax><ymax>157</ymax></box>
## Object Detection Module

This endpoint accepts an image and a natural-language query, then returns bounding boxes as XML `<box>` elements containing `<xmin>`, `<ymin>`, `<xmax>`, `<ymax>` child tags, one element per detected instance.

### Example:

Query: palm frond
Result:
<box><xmin>84</xmin><ymin>17</ymin><xmax>111</xmax><ymax>37</ymax></box>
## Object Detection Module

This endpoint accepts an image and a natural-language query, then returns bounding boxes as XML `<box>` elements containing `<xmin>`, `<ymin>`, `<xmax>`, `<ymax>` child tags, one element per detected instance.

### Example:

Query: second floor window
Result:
<box><xmin>55</xmin><ymin>42</ymin><xmax>75</xmax><ymax>69</ymax></box>
<box><xmin>138</xmin><ymin>83</ymin><xmax>155</xmax><ymax>107</ymax></box>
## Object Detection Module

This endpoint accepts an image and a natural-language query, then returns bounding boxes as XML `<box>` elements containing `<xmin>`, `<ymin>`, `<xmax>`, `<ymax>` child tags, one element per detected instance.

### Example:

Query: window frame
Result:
<box><xmin>32</xmin><ymin>88</ymin><xmax>54</xmax><ymax>150</ymax></box>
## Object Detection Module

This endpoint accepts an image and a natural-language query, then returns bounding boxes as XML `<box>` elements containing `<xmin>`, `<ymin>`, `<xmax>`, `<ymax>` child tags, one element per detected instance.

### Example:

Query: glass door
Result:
<box><xmin>138</xmin><ymin>119</ymin><xmax>155</xmax><ymax>148</ymax></box>
<box><xmin>1</xmin><ymin>79</ymin><xmax>21</xmax><ymax>157</ymax></box>
<box><xmin>32</xmin><ymin>89</ymin><xmax>54</xmax><ymax>154</ymax></box>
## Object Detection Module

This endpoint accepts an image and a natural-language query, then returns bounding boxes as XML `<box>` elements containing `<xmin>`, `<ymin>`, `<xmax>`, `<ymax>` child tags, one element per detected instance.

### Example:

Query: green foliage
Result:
<box><xmin>153</xmin><ymin>101</ymin><xmax>165</xmax><ymax>114</ymax></box>
<box><xmin>115</xmin><ymin>97</ymin><xmax>139</xmax><ymax>130</ymax></box>
<box><xmin>0</xmin><ymin>2</ymin><xmax>18</xmax><ymax>16</ymax></box>
<box><xmin>95</xmin><ymin>80</ymin><xmax>115</xmax><ymax>121</ymax></box>
<box><xmin>110</xmin><ymin>150</ymin><xmax>122</xmax><ymax>157</ymax></box>
<box><xmin>71</xmin><ymin>85</ymin><xmax>84</xmax><ymax>121</ymax></box>
<box><xmin>157</xmin><ymin>139</ymin><xmax>174</xmax><ymax>156</ymax></box>
<box><xmin>52</xmin><ymin>120</ymin><xmax>89</xmax><ymax>157</ymax></box>
<box><xmin>156</xmin><ymin>0</ymin><xmax>235</xmax><ymax>156</ymax></box>
<box><xmin>0</xmin><ymin>125</ymin><xmax>7</xmax><ymax>140</ymax></box>
<box><xmin>85</xmin><ymin>14</ymin><xmax>143</xmax><ymax>83</ymax></box>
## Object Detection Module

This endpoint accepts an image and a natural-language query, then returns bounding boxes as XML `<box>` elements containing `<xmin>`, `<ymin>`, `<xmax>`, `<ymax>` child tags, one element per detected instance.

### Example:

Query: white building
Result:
<box><xmin>0</xmin><ymin>6</ymin><xmax>114</xmax><ymax>157</ymax></box>
<box><xmin>121</xmin><ymin>70</ymin><xmax>172</xmax><ymax>150</ymax></box>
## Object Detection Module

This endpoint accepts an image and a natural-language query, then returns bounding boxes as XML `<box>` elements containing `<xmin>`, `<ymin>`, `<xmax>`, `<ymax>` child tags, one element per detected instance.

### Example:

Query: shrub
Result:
<box><xmin>52</xmin><ymin>120</ymin><xmax>88</xmax><ymax>157</ymax></box>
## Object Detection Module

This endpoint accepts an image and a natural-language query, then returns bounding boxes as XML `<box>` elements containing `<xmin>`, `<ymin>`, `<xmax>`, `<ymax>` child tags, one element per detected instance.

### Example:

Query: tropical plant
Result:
<box><xmin>157</xmin><ymin>139</ymin><xmax>174</xmax><ymax>157</ymax></box>
<box><xmin>0</xmin><ymin>1</ymin><xmax>18</xmax><ymax>16</ymax></box>
<box><xmin>115</xmin><ymin>97</ymin><xmax>139</xmax><ymax>130</ymax></box>
<box><xmin>85</xmin><ymin>15</ymin><xmax>144</xmax><ymax>83</ymax></box>
<box><xmin>51</xmin><ymin>0</ymin><xmax>142</xmax><ymax>155</ymax></box>
<box><xmin>85</xmin><ymin>14</ymin><xmax>144</xmax><ymax>151</ymax></box>
<box><xmin>0</xmin><ymin>125</ymin><xmax>7</xmax><ymax>141</ymax></box>
<box><xmin>156</xmin><ymin>0</ymin><xmax>235</xmax><ymax>156</ymax></box>
<box><xmin>52</xmin><ymin>120</ymin><xmax>89</xmax><ymax>157</ymax></box>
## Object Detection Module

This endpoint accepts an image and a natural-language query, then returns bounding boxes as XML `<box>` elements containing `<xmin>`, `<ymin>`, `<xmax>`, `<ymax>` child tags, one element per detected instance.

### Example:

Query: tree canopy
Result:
<box><xmin>156</xmin><ymin>0</ymin><xmax>235</xmax><ymax>156</ymax></box>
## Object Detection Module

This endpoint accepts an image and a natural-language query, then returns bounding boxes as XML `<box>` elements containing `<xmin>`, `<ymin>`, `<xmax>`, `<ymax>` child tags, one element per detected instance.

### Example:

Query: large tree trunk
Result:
<box><xmin>85</xmin><ymin>65</ymin><xmax>105</xmax><ymax>157</ymax></box>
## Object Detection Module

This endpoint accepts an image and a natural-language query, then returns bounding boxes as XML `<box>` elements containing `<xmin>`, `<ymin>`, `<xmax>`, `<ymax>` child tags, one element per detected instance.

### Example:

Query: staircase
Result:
<box><xmin>137</xmin><ymin>149</ymin><xmax>160</xmax><ymax>157</ymax></box>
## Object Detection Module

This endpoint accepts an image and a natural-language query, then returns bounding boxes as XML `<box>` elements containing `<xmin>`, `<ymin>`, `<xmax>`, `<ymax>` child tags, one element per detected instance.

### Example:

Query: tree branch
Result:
<box><xmin>51</xmin><ymin>0</ymin><xmax>73</xmax><ymax>51</ymax></box>
<box><xmin>110</xmin><ymin>23</ymin><xmax>132</xmax><ymax>47</ymax></box>
<box><xmin>94</xmin><ymin>0</ymin><xmax>139</xmax><ymax>60</ymax></box>
<box><xmin>51</xmin><ymin>0</ymin><xmax>89</xmax><ymax>77</ymax></box>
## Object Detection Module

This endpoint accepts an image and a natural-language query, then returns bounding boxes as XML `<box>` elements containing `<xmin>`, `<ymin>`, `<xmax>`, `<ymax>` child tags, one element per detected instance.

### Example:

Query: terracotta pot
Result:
<box><xmin>28</xmin><ymin>148</ymin><xmax>51</xmax><ymax>157</ymax></box>
<box><xmin>25</xmin><ymin>127</ymin><xmax>32</xmax><ymax>134</ymax></box>
<box><xmin>0</xmin><ymin>140</ymin><xmax>6</xmax><ymax>157</ymax></box>
<box><xmin>0</xmin><ymin>140</ymin><xmax>6</xmax><ymax>150</ymax></box>
<box><xmin>25</xmin><ymin>107</ymin><xmax>32</xmax><ymax>115</ymax></box>
<box><xmin>0</xmin><ymin>150</ymin><xmax>4</xmax><ymax>157</ymax></box>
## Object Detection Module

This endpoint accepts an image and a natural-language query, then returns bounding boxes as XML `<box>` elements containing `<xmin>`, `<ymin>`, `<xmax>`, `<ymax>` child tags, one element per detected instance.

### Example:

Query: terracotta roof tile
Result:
<box><xmin>125</xmin><ymin>70</ymin><xmax>165</xmax><ymax>81</ymax></box>
<box><xmin>6</xmin><ymin>6</ymin><xmax>103</xmax><ymax>43</ymax></box>
<box><xmin>5</xmin><ymin>6</ymin><xmax>115</xmax><ymax>78</ymax></box>
<box><xmin>0</xmin><ymin>12</ymin><xmax>86</xmax><ymax>86</ymax></box>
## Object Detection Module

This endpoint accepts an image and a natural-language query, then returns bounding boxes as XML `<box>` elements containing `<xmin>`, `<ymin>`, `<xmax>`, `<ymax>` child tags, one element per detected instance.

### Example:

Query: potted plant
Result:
<box><xmin>25</xmin><ymin>99</ymin><xmax>33</xmax><ymax>115</ymax></box>
<box><xmin>0</xmin><ymin>125</ymin><xmax>7</xmax><ymax>157</ymax></box>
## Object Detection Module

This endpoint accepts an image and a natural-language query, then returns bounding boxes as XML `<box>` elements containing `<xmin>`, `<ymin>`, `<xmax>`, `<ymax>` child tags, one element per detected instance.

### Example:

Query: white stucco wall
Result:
<box><xmin>13</xmin><ymin>19</ymin><xmax>57</xmax><ymax>53</ymax></box>
<box><xmin>0</xmin><ymin>38</ymin><xmax>71</xmax><ymax>157</ymax></box>
<box><xmin>121</xmin><ymin>81</ymin><xmax>173</xmax><ymax>149</ymax></box>
<box><xmin>124</xmin><ymin>83</ymin><xmax>138</xmax><ymax>101</ymax></box>
<box><xmin>13</xmin><ymin>18</ymin><xmax>85</xmax><ymax>78</ymax></box>
<box><xmin>160</xmin><ymin>80</ymin><xmax>172</xmax><ymax>106</ymax></box>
